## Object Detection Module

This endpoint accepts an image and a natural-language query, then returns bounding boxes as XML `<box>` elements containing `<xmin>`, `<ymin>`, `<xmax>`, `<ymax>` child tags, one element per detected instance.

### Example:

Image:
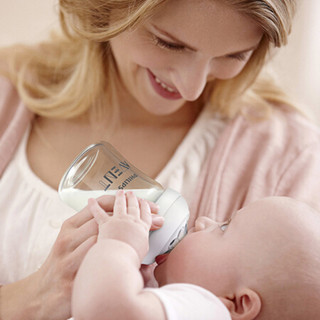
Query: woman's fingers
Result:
<box><xmin>88</xmin><ymin>198</ymin><xmax>110</xmax><ymax>225</ymax></box>
<box><xmin>70</xmin><ymin>217</ymin><xmax>98</xmax><ymax>249</ymax></box>
<box><xmin>150</xmin><ymin>213</ymin><xmax>164</xmax><ymax>230</ymax></box>
<box><xmin>145</xmin><ymin>200</ymin><xmax>159</xmax><ymax>214</ymax></box>
<box><xmin>96</xmin><ymin>194</ymin><xmax>116</xmax><ymax>212</ymax></box>
<box><xmin>66</xmin><ymin>205</ymin><xmax>95</xmax><ymax>228</ymax></box>
<box><xmin>64</xmin><ymin>194</ymin><xmax>115</xmax><ymax>229</ymax></box>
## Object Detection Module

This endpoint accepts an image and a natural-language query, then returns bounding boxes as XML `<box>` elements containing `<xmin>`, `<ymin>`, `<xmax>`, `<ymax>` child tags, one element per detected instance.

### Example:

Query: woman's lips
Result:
<box><xmin>147</xmin><ymin>69</ymin><xmax>182</xmax><ymax>100</ymax></box>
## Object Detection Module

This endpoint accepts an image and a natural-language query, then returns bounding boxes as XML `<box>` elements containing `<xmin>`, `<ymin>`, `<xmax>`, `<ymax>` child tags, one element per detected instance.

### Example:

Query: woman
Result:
<box><xmin>1</xmin><ymin>0</ymin><xmax>319</xmax><ymax>319</ymax></box>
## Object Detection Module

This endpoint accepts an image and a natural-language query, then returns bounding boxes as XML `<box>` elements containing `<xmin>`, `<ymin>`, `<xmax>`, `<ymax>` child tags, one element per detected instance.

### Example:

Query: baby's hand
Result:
<box><xmin>88</xmin><ymin>191</ymin><xmax>162</xmax><ymax>261</ymax></box>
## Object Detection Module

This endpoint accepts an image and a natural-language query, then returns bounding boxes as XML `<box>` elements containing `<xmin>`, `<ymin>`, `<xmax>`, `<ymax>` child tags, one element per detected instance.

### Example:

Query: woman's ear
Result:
<box><xmin>220</xmin><ymin>288</ymin><xmax>261</xmax><ymax>320</ymax></box>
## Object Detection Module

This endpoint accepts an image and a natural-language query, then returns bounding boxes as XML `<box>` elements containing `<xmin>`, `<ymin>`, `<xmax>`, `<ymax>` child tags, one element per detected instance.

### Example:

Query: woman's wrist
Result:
<box><xmin>0</xmin><ymin>274</ymin><xmax>43</xmax><ymax>320</ymax></box>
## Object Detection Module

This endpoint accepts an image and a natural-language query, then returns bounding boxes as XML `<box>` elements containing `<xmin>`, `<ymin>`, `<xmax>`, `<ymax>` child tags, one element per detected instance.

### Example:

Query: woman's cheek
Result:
<box><xmin>212</xmin><ymin>60</ymin><xmax>248</xmax><ymax>80</ymax></box>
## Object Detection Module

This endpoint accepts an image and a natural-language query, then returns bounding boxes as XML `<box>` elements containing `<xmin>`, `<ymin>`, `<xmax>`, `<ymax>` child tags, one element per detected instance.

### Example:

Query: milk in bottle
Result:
<box><xmin>58</xmin><ymin>141</ymin><xmax>190</xmax><ymax>264</ymax></box>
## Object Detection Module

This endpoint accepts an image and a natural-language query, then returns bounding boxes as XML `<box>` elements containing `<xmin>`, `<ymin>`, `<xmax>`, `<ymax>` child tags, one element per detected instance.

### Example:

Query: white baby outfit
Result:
<box><xmin>146</xmin><ymin>283</ymin><xmax>231</xmax><ymax>319</ymax></box>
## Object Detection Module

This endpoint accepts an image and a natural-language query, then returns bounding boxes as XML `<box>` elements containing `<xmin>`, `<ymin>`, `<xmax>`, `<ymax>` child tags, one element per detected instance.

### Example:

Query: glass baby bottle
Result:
<box><xmin>58</xmin><ymin>141</ymin><xmax>190</xmax><ymax>264</ymax></box>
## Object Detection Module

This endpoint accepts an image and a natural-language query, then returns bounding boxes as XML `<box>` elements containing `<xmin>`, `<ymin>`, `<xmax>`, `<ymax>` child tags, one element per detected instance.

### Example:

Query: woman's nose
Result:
<box><xmin>173</xmin><ymin>57</ymin><xmax>212</xmax><ymax>101</ymax></box>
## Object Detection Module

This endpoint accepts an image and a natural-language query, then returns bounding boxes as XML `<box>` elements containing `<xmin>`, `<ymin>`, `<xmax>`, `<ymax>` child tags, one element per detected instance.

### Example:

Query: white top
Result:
<box><xmin>0</xmin><ymin>106</ymin><xmax>225</xmax><ymax>284</ymax></box>
<box><xmin>0</xmin><ymin>129</ymin><xmax>76</xmax><ymax>284</ymax></box>
<box><xmin>146</xmin><ymin>283</ymin><xmax>231</xmax><ymax>320</ymax></box>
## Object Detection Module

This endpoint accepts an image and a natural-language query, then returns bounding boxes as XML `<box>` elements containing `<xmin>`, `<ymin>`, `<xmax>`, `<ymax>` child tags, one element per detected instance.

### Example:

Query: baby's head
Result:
<box><xmin>154</xmin><ymin>197</ymin><xmax>320</xmax><ymax>319</ymax></box>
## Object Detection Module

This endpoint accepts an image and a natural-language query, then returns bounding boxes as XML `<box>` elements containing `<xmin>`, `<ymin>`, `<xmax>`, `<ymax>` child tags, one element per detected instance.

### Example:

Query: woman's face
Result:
<box><xmin>110</xmin><ymin>0</ymin><xmax>263</xmax><ymax>115</ymax></box>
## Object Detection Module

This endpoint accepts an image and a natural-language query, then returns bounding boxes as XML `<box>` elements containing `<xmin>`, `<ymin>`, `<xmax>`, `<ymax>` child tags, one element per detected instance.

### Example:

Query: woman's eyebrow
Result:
<box><xmin>151</xmin><ymin>24</ymin><xmax>259</xmax><ymax>56</ymax></box>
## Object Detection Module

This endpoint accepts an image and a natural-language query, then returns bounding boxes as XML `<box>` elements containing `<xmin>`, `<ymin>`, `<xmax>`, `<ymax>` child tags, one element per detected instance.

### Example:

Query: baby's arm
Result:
<box><xmin>72</xmin><ymin>191</ymin><xmax>166</xmax><ymax>320</ymax></box>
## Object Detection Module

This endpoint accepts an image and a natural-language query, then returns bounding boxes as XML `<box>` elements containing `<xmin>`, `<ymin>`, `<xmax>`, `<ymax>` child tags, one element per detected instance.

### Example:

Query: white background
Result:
<box><xmin>1</xmin><ymin>1</ymin><xmax>319</xmax><ymax>124</ymax></box>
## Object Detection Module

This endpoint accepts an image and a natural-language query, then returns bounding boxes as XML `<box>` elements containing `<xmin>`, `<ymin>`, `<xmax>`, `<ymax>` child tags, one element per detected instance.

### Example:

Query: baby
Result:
<box><xmin>72</xmin><ymin>191</ymin><xmax>320</xmax><ymax>320</ymax></box>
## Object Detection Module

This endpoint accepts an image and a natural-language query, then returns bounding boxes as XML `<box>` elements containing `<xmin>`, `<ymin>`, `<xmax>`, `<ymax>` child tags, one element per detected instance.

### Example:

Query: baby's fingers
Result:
<box><xmin>126</xmin><ymin>191</ymin><xmax>140</xmax><ymax>218</ymax></box>
<box><xmin>88</xmin><ymin>198</ymin><xmax>109</xmax><ymax>225</ymax></box>
<box><xmin>113</xmin><ymin>190</ymin><xmax>126</xmax><ymax>216</ymax></box>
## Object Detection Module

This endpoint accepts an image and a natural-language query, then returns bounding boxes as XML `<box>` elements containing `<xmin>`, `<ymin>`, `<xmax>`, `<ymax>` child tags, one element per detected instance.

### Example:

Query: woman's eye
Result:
<box><xmin>154</xmin><ymin>36</ymin><xmax>185</xmax><ymax>52</ymax></box>
<box><xmin>226</xmin><ymin>52</ymin><xmax>250</xmax><ymax>62</ymax></box>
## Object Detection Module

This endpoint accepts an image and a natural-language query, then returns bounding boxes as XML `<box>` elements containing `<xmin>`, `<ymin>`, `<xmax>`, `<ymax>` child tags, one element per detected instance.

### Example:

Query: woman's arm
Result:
<box><xmin>0</xmin><ymin>203</ymin><xmax>99</xmax><ymax>320</ymax></box>
<box><xmin>0</xmin><ymin>195</ymin><xmax>128</xmax><ymax>320</ymax></box>
<box><xmin>72</xmin><ymin>192</ymin><xmax>166</xmax><ymax>320</ymax></box>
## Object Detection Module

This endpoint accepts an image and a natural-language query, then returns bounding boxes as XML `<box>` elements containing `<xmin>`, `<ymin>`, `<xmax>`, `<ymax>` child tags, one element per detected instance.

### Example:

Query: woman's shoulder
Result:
<box><xmin>235</xmin><ymin>105</ymin><xmax>320</xmax><ymax>151</ymax></box>
<box><xmin>207</xmin><ymin>104</ymin><xmax>320</xmax><ymax>184</ymax></box>
<box><xmin>0</xmin><ymin>74</ymin><xmax>18</xmax><ymax>102</ymax></box>
<box><xmin>0</xmin><ymin>74</ymin><xmax>34</xmax><ymax>175</ymax></box>
<box><xmin>0</xmin><ymin>75</ymin><xmax>19</xmax><ymax>121</ymax></box>
<box><xmin>273</xmin><ymin>104</ymin><xmax>320</xmax><ymax>134</ymax></box>
<box><xmin>0</xmin><ymin>75</ymin><xmax>32</xmax><ymax>124</ymax></box>
<box><xmin>0</xmin><ymin>73</ymin><xmax>13</xmax><ymax>89</ymax></box>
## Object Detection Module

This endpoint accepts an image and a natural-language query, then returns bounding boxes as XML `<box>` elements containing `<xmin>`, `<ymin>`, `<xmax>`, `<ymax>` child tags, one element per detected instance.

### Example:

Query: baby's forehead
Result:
<box><xmin>238</xmin><ymin>197</ymin><xmax>320</xmax><ymax>231</ymax></box>
<box><xmin>238</xmin><ymin>197</ymin><xmax>294</xmax><ymax>216</ymax></box>
<box><xmin>234</xmin><ymin>198</ymin><xmax>292</xmax><ymax>228</ymax></box>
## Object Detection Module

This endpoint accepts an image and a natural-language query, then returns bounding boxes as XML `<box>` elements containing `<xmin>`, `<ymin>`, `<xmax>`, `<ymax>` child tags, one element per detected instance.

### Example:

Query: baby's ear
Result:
<box><xmin>220</xmin><ymin>288</ymin><xmax>261</xmax><ymax>320</ymax></box>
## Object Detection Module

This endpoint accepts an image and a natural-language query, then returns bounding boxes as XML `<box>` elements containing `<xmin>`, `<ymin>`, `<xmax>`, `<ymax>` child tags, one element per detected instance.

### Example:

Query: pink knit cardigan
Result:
<box><xmin>1</xmin><ymin>76</ymin><xmax>320</xmax><ymax>226</ymax></box>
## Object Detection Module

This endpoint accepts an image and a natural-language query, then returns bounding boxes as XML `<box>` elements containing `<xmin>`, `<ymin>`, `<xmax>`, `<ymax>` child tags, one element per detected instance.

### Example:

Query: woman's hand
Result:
<box><xmin>1</xmin><ymin>199</ymin><xmax>99</xmax><ymax>319</ymax></box>
<box><xmin>0</xmin><ymin>193</ymin><xmax>162</xmax><ymax>320</ymax></box>
<box><xmin>2</xmin><ymin>196</ymin><xmax>116</xmax><ymax>320</ymax></box>
<box><xmin>0</xmin><ymin>194</ymin><xmax>162</xmax><ymax>320</ymax></box>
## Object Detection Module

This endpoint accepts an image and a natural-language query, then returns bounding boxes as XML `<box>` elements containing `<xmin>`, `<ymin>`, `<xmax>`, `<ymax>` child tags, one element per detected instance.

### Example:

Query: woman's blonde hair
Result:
<box><xmin>0</xmin><ymin>0</ymin><xmax>297</xmax><ymax>119</ymax></box>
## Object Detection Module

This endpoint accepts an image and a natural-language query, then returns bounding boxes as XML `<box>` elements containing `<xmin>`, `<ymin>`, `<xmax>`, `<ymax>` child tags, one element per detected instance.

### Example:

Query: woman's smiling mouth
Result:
<box><xmin>147</xmin><ymin>69</ymin><xmax>182</xmax><ymax>100</ymax></box>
